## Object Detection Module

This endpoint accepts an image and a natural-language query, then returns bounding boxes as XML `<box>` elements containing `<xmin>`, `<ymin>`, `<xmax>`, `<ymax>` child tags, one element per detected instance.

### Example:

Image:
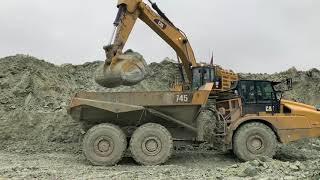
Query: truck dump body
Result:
<box><xmin>69</xmin><ymin>83</ymin><xmax>213</xmax><ymax>139</ymax></box>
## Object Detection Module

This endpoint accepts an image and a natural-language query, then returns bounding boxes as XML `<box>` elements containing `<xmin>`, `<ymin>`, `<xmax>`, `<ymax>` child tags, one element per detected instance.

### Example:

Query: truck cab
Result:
<box><xmin>235</xmin><ymin>80</ymin><xmax>282</xmax><ymax>114</ymax></box>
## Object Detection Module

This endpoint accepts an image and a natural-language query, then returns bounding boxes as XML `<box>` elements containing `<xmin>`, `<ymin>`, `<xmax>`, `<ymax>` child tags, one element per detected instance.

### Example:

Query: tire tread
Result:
<box><xmin>83</xmin><ymin>123</ymin><xmax>127</xmax><ymax>166</ymax></box>
<box><xmin>233</xmin><ymin>122</ymin><xmax>277</xmax><ymax>161</ymax></box>
<box><xmin>130</xmin><ymin>123</ymin><xmax>173</xmax><ymax>165</ymax></box>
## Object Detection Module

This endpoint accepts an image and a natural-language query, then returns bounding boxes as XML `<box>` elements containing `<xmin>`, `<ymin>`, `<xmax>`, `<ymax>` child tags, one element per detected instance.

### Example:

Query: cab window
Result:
<box><xmin>192</xmin><ymin>67</ymin><xmax>214</xmax><ymax>89</ymax></box>
<box><xmin>192</xmin><ymin>69</ymin><xmax>201</xmax><ymax>89</ymax></box>
<box><xmin>238</xmin><ymin>81</ymin><xmax>275</xmax><ymax>104</ymax></box>
<box><xmin>256</xmin><ymin>82</ymin><xmax>274</xmax><ymax>103</ymax></box>
<box><xmin>240</xmin><ymin>81</ymin><xmax>256</xmax><ymax>104</ymax></box>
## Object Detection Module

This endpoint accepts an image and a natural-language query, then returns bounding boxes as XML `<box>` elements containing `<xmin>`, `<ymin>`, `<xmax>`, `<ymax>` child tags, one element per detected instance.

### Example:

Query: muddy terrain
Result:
<box><xmin>0</xmin><ymin>55</ymin><xmax>319</xmax><ymax>179</ymax></box>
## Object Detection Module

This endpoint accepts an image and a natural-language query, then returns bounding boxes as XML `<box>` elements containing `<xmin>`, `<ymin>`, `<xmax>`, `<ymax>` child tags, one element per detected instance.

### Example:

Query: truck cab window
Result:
<box><xmin>240</xmin><ymin>81</ymin><xmax>256</xmax><ymax>104</ymax></box>
<box><xmin>256</xmin><ymin>82</ymin><xmax>274</xmax><ymax>103</ymax></box>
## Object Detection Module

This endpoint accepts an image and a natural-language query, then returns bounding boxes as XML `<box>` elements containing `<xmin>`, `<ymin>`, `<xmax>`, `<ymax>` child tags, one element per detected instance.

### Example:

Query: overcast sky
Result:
<box><xmin>0</xmin><ymin>0</ymin><xmax>319</xmax><ymax>73</ymax></box>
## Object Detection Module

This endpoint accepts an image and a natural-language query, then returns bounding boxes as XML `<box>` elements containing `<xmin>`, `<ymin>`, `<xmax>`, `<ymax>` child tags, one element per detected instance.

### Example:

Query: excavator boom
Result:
<box><xmin>107</xmin><ymin>0</ymin><xmax>197</xmax><ymax>82</ymax></box>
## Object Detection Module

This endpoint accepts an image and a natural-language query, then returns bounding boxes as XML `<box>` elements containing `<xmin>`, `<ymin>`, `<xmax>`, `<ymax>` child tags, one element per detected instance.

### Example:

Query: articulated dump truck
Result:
<box><xmin>69</xmin><ymin>80</ymin><xmax>320</xmax><ymax>166</ymax></box>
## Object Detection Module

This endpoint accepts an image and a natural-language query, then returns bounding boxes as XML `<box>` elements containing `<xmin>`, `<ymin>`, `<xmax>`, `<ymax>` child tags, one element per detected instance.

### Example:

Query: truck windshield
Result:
<box><xmin>240</xmin><ymin>81</ymin><xmax>256</xmax><ymax>103</ymax></box>
<box><xmin>239</xmin><ymin>81</ymin><xmax>275</xmax><ymax>104</ymax></box>
<box><xmin>256</xmin><ymin>81</ymin><xmax>274</xmax><ymax>103</ymax></box>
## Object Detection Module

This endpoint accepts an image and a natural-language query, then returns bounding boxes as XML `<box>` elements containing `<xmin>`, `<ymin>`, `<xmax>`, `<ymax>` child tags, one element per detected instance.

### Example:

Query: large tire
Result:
<box><xmin>83</xmin><ymin>123</ymin><xmax>127</xmax><ymax>166</ymax></box>
<box><xmin>233</xmin><ymin>122</ymin><xmax>277</xmax><ymax>161</ymax></box>
<box><xmin>130</xmin><ymin>123</ymin><xmax>173</xmax><ymax>166</ymax></box>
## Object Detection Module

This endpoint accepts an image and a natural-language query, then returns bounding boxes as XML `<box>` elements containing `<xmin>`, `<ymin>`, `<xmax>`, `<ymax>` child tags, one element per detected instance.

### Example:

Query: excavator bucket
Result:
<box><xmin>94</xmin><ymin>49</ymin><xmax>147</xmax><ymax>88</ymax></box>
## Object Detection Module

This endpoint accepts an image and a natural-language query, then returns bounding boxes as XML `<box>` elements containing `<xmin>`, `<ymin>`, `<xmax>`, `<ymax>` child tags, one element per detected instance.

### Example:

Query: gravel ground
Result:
<box><xmin>0</xmin><ymin>149</ymin><xmax>319</xmax><ymax>179</ymax></box>
<box><xmin>0</xmin><ymin>151</ymin><xmax>237</xmax><ymax>179</ymax></box>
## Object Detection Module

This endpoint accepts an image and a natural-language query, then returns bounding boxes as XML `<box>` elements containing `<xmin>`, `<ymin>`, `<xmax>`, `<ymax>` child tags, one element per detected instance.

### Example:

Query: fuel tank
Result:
<box><xmin>94</xmin><ymin>50</ymin><xmax>147</xmax><ymax>88</ymax></box>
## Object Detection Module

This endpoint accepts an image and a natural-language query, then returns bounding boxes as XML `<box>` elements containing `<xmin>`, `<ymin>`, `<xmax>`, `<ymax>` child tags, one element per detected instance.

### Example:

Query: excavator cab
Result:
<box><xmin>192</xmin><ymin>66</ymin><xmax>222</xmax><ymax>90</ymax></box>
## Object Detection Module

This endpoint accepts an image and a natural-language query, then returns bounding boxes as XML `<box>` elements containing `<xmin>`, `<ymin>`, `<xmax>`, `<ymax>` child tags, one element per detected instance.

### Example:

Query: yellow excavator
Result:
<box><xmin>97</xmin><ymin>0</ymin><xmax>238</xmax><ymax>93</ymax></box>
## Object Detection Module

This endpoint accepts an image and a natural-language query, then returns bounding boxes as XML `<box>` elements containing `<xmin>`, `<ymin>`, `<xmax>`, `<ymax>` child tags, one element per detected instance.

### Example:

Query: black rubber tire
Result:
<box><xmin>83</xmin><ymin>123</ymin><xmax>127</xmax><ymax>166</ymax></box>
<box><xmin>233</xmin><ymin>122</ymin><xmax>277</xmax><ymax>161</ymax></box>
<box><xmin>130</xmin><ymin>123</ymin><xmax>173</xmax><ymax>166</ymax></box>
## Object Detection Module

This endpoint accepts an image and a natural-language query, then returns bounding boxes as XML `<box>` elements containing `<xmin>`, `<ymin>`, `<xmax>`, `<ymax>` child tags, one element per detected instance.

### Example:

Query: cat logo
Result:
<box><xmin>154</xmin><ymin>19</ymin><xmax>167</xmax><ymax>30</ymax></box>
<box><xmin>266</xmin><ymin>106</ymin><xmax>273</xmax><ymax>112</ymax></box>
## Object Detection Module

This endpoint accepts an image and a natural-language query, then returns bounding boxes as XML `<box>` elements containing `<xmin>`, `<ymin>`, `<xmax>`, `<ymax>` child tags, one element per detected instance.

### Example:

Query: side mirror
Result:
<box><xmin>286</xmin><ymin>78</ymin><xmax>293</xmax><ymax>90</ymax></box>
<box><xmin>316</xmin><ymin>104</ymin><xmax>320</xmax><ymax>111</ymax></box>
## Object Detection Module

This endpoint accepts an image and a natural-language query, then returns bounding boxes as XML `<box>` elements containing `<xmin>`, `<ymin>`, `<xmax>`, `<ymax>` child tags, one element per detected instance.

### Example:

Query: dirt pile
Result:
<box><xmin>0</xmin><ymin>54</ymin><xmax>319</xmax><ymax>179</ymax></box>
<box><xmin>0</xmin><ymin>55</ymin><xmax>180</xmax><ymax>153</ymax></box>
<box><xmin>0</xmin><ymin>55</ymin><xmax>98</xmax><ymax>153</ymax></box>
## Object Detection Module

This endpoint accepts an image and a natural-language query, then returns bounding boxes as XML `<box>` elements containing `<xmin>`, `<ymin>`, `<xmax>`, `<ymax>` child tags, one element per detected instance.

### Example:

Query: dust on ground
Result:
<box><xmin>0</xmin><ymin>54</ymin><xmax>320</xmax><ymax>179</ymax></box>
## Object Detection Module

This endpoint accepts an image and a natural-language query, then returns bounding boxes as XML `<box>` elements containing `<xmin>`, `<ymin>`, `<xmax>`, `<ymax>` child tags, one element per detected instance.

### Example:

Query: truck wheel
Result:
<box><xmin>83</xmin><ymin>123</ymin><xmax>127</xmax><ymax>166</ymax></box>
<box><xmin>233</xmin><ymin>122</ymin><xmax>277</xmax><ymax>161</ymax></box>
<box><xmin>130</xmin><ymin>123</ymin><xmax>173</xmax><ymax>166</ymax></box>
